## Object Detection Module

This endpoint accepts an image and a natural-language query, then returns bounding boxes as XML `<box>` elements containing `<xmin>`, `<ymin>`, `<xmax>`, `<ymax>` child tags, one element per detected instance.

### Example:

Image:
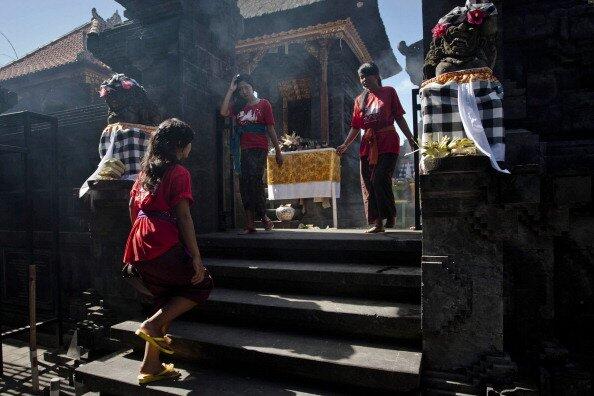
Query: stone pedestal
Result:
<box><xmin>421</xmin><ymin>156</ymin><xmax>512</xmax><ymax>373</ymax></box>
<box><xmin>86</xmin><ymin>180</ymin><xmax>143</xmax><ymax>320</ymax></box>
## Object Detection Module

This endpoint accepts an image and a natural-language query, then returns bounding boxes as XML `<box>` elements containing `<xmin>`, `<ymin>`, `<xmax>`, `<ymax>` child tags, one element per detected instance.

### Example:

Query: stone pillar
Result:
<box><xmin>87</xmin><ymin>0</ymin><xmax>243</xmax><ymax>233</ymax></box>
<box><xmin>86</xmin><ymin>180</ymin><xmax>142</xmax><ymax>319</ymax></box>
<box><xmin>305</xmin><ymin>39</ymin><xmax>331</xmax><ymax>145</ymax></box>
<box><xmin>421</xmin><ymin>156</ymin><xmax>514</xmax><ymax>373</ymax></box>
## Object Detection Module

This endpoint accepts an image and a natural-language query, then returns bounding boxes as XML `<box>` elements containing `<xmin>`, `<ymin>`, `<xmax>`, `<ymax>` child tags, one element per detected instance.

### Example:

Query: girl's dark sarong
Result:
<box><xmin>239</xmin><ymin>148</ymin><xmax>267</xmax><ymax>219</ymax></box>
<box><xmin>360</xmin><ymin>153</ymin><xmax>398</xmax><ymax>224</ymax></box>
<box><xmin>133</xmin><ymin>244</ymin><xmax>213</xmax><ymax>310</ymax></box>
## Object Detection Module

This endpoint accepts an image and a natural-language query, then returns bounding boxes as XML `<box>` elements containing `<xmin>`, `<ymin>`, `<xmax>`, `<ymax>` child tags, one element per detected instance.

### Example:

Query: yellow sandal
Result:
<box><xmin>135</xmin><ymin>329</ymin><xmax>174</xmax><ymax>355</ymax></box>
<box><xmin>138</xmin><ymin>363</ymin><xmax>180</xmax><ymax>384</ymax></box>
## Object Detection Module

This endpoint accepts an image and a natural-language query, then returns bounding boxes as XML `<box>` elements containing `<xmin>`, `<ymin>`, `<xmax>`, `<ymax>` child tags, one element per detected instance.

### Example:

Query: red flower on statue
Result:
<box><xmin>99</xmin><ymin>86</ymin><xmax>109</xmax><ymax>97</ymax></box>
<box><xmin>467</xmin><ymin>9</ymin><xmax>487</xmax><ymax>25</ymax></box>
<box><xmin>432</xmin><ymin>23</ymin><xmax>449</xmax><ymax>38</ymax></box>
<box><xmin>121</xmin><ymin>80</ymin><xmax>134</xmax><ymax>90</ymax></box>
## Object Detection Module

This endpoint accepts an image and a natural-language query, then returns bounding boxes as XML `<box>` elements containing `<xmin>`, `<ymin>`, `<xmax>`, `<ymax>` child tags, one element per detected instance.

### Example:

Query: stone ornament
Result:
<box><xmin>79</xmin><ymin>74</ymin><xmax>160</xmax><ymax>197</ymax></box>
<box><xmin>421</xmin><ymin>2</ymin><xmax>508</xmax><ymax>174</ymax></box>
<box><xmin>424</xmin><ymin>0</ymin><xmax>498</xmax><ymax>79</ymax></box>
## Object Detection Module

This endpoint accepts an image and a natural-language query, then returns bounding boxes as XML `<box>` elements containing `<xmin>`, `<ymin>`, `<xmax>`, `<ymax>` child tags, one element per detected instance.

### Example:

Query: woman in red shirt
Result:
<box><xmin>220</xmin><ymin>74</ymin><xmax>284</xmax><ymax>234</ymax></box>
<box><xmin>123</xmin><ymin>118</ymin><xmax>213</xmax><ymax>383</ymax></box>
<box><xmin>337</xmin><ymin>62</ymin><xmax>418</xmax><ymax>233</ymax></box>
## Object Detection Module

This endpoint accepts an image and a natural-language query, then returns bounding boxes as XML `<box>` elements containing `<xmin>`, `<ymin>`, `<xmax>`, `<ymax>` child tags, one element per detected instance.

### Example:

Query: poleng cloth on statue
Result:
<box><xmin>98</xmin><ymin>122</ymin><xmax>157</xmax><ymax>178</ymax></box>
<box><xmin>420</xmin><ymin>67</ymin><xmax>508</xmax><ymax>173</ymax></box>
<box><xmin>79</xmin><ymin>122</ymin><xmax>157</xmax><ymax>197</ymax></box>
<box><xmin>266</xmin><ymin>148</ymin><xmax>341</xmax><ymax>200</ymax></box>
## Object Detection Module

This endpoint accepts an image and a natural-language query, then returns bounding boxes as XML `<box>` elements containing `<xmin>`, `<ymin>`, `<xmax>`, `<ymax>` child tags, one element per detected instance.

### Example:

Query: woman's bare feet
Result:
<box><xmin>262</xmin><ymin>216</ymin><xmax>274</xmax><ymax>231</ymax></box>
<box><xmin>385</xmin><ymin>216</ymin><xmax>396</xmax><ymax>228</ymax></box>
<box><xmin>238</xmin><ymin>228</ymin><xmax>257</xmax><ymax>235</ymax></box>
<box><xmin>364</xmin><ymin>225</ymin><xmax>385</xmax><ymax>233</ymax></box>
<box><xmin>365</xmin><ymin>220</ymin><xmax>385</xmax><ymax>233</ymax></box>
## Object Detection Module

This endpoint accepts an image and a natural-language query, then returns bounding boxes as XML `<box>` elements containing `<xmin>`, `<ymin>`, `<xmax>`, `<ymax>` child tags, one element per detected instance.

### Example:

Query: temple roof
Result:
<box><xmin>0</xmin><ymin>10</ymin><xmax>121</xmax><ymax>83</ymax></box>
<box><xmin>239</xmin><ymin>0</ymin><xmax>401</xmax><ymax>78</ymax></box>
<box><xmin>237</xmin><ymin>0</ymin><xmax>324</xmax><ymax>18</ymax></box>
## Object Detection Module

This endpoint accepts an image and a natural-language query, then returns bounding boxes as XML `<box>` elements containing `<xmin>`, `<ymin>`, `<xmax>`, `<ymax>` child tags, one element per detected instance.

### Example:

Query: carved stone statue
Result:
<box><xmin>420</xmin><ymin>1</ymin><xmax>508</xmax><ymax>174</ymax></box>
<box><xmin>99</xmin><ymin>73</ymin><xmax>160</xmax><ymax>125</ymax></box>
<box><xmin>88</xmin><ymin>8</ymin><xmax>122</xmax><ymax>35</ymax></box>
<box><xmin>398</xmin><ymin>39</ymin><xmax>424</xmax><ymax>86</ymax></box>
<box><xmin>0</xmin><ymin>86</ymin><xmax>17</xmax><ymax>113</ymax></box>
<box><xmin>79</xmin><ymin>74</ymin><xmax>159</xmax><ymax>197</ymax></box>
<box><xmin>423</xmin><ymin>1</ymin><xmax>498</xmax><ymax>80</ymax></box>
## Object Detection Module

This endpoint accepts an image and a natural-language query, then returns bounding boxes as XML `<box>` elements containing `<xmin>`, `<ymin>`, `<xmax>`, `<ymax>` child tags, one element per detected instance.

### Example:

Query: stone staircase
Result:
<box><xmin>75</xmin><ymin>230</ymin><xmax>423</xmax><ymax>394</ymax></box>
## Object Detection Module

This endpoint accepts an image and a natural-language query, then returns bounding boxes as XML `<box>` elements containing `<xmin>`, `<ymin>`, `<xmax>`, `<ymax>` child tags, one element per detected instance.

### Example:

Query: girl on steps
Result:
<box><xmin>122</xmin><ymin>118</ymin><xmax>213</xmax><ymax>384</ymax></box>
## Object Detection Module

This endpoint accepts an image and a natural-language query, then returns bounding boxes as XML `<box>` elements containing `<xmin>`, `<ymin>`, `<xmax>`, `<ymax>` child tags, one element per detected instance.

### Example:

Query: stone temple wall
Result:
<box><xmin>421</xmin><ymin>0</ymin><xmax>594</xmax><ymax>392</ymax></box>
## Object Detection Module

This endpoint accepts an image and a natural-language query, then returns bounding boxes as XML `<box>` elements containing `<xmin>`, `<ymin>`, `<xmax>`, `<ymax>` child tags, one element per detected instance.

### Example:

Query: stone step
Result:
<box><xmin>423</xmin><ymin>378</ymin><xmax>478</xmax><ymax>395</ymax></box>
<box><xmin>198</xmin><ymin>230</ymin><xmax>422</xmax><ymax>265</ymax></box>
<box><xmin>204</xmin><ymin>258</ymin><xmax>421</xmax><ymax>300</ymax></box>
<box><xmin>111</xmin><ymin>321</ymin><xmax>422</xmax><ymax>392</ymax></box>
<box><xmin>254</xmin><ymin>219</ymin><xmax>301</xmax><ymax>229</ymax></box>
<box><xmin>196</xmin><ymin>288</ymin><xmax>421</xmax><ymax>341</ymax></box>
<box><xmin>423</xmin><ymin>390</ymin><xmax>477</xmax><ymax>396</ymax></box>
<box><xmin>75</xmin><ymin>350</ymin><xmax>329</xmax><ymax>395</ymax></box>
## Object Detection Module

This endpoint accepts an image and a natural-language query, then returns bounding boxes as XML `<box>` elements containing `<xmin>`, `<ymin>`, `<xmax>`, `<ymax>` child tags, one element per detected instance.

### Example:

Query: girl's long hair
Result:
<box><xmin>140</xmin><ymin>118</ymin><xmax>194</xmax><ymax>193</ymax></box>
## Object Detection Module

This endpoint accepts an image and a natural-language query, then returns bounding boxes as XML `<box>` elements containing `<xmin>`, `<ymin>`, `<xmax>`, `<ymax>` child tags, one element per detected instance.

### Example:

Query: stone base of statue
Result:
<box><xmin>86</xmin><ymin>180</ymin><xmax>145</xmax><ymax>320</ymax></box>
<box><xmin>421</xmin><ymin>156</ymin><xmax>516</xmax><ymax>385</ymax></box>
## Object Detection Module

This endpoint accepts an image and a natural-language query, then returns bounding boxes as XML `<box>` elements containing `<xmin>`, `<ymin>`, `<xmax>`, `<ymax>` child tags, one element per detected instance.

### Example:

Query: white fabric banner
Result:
<box><xmin>457</xmin><ymin>83</ymin><xmax>510</xmax><ymax>174</ymax></box>
<box><xmin>268</xmin><ymin>181</ymin><xmax>340</xmax><ymax>201</ymax></box>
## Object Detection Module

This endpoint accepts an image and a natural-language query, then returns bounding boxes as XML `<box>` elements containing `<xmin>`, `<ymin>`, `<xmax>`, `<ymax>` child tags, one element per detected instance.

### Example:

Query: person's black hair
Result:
<box><xmin>232</xmin><ymin>73</ymin><xmax>256</xmax><ymax>112</ymax></box>
<box><xmin>140</xmin><ymin>118</ymin><xmax>194</xmax><ymax>193</ymax></box>
<box><xmin>358</xmin><ymin>62</ymin><xmax>383</xmax><ymax>87</ymax></box>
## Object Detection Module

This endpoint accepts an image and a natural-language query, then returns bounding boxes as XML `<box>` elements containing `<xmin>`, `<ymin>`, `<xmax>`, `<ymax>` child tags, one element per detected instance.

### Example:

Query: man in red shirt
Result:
<box><xmin>337</xmin><ymin>62</ymin><xmax>418</xmax><ymax>233</ymax></box>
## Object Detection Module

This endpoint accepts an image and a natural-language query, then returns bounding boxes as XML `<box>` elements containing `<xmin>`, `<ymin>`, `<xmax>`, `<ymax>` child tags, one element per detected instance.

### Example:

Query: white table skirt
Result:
<box><xmin>267</xmin><ymin>181</ymin><xmax>341</xmax><ymax>201</ymax></box>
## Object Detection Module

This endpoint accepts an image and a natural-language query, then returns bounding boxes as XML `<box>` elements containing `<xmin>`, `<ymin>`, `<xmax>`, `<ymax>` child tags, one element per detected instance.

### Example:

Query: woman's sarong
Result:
<box><xmin>360</xmin><ymin>153</ymin><xmax>398</xmax><ymax>224</ymax></box>
<box><xmin>133</xmin><ymin>244</ymin><xmax>213</xmax><ymax>311</ymax></box>
<box><xmin>239</xmin><ymin>148</ymin><xmax>267</xmax><ymax>219</ymax></box>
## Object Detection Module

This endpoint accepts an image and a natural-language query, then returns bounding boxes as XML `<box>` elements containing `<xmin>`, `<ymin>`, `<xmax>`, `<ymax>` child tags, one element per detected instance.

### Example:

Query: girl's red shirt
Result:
<box><xmin>351</xmin><ymin>86</ymin><xmax>405</xmax><ymax>158</ymax></box>
<box><xmin>123</xmin><ymin>164</ymin><xmax>194</xmax><ymax>264</ymax></box>
<box><xmin>231</xmin><ymin>99</ymin><xmax>274</xmax><ymax>151</ymax></box>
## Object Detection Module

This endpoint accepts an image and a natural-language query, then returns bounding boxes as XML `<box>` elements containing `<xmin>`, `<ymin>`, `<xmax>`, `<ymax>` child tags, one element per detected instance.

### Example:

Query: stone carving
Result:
<box><xmin>88</xmin><ymin>8</ymin><xmax>122</xmax><ymax>35</ymax></box>
<box><xmin>397</xmin><ymin>39</ymin><xmax>423</xmax><ymax>86</ymax></box>
<box><xmin>420</xmin><ymin>1</ymin><xmax>507</xmax><ymax>174</ymax></box>
<box><xmin>99</xmin><ymin>73</ymin><xmax>160</xmax><ymax>125</ymax></box>
<box><xmin>423</xmin><ymin>0</ymin><xmax>498</xmax><ymax>80</ymax></box>
<box><xmin>79</xmin><ymin>74</ymin><xmax>159</xmax><ymax>197</ymax></box>
<box><xmin>0</xmin><ymin>86</ymin><xmax>17</xmax><ymax>113</ymax></box>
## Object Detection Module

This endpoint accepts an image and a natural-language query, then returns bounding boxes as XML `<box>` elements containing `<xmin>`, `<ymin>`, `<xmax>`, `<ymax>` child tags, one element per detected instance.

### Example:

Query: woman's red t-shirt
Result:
<box><xmin>351</xmin><ymin>86</ymin><xmax>405</xmax><ymax>158</ymax></box>
<box><xmin>232</xmin><ymin>99</ymin><xmax>274</xmax><ymax>151</ymax></box>
<box><xmin>123</xmin><ymin>164</ymin><xmax>194</xmax><ymax>264</ymax></box>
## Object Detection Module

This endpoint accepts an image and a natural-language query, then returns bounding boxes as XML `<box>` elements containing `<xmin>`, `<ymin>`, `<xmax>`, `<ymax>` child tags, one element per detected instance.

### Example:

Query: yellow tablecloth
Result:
<box><xmin>266</xmin><ymin>148</ymin><xmax>341</xmax><ymax>200</ymax></box>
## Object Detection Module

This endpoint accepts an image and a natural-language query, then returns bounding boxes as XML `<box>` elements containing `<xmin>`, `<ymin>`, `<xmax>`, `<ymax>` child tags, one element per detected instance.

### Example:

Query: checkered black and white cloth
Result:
<box><xmin>99</xmin><ymin>124</ymin><xmax>152</xmax><ymax>179</ymax></box>
<box><xmin>420</xmin><ymin>79</ymin><xmax>505</xmax><ymax>161</ymax></box>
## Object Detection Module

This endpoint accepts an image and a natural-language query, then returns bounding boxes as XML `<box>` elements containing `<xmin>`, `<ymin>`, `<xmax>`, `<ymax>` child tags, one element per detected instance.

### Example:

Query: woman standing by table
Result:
<box><xmin>337</xmin><ymin>62</ymin><xmax>418</xmax><ymax>233</ymax></box>
<box><xmin>220</xmin><ymin>74</ymin><xmax>284</xmax><ymax>234</ymax></box>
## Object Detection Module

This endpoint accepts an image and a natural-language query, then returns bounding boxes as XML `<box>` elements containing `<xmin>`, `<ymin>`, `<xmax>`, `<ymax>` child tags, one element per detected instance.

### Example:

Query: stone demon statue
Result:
<box><xmin>79</xmin><ymin>74</ymin><xmax>160</xmax><ymax>197</ymax></box>
<box><xmin>99</xmin><ymin>73</ymin><xmax>160</xmax><ymax>125</ymax></box>
<box><xmin>423</xmin><ymin>0</ymin><xmax>498</xmax><ymax>79</ymax></box>
<box><xmin>420</xmin><ymin>0</ymin><xmax>508</xmax><ymax>174</ymax></box>
<box><xmin>0</xmin><ymin>86</ymin><xmax>17</xmax><ymax>113</ymax></box>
